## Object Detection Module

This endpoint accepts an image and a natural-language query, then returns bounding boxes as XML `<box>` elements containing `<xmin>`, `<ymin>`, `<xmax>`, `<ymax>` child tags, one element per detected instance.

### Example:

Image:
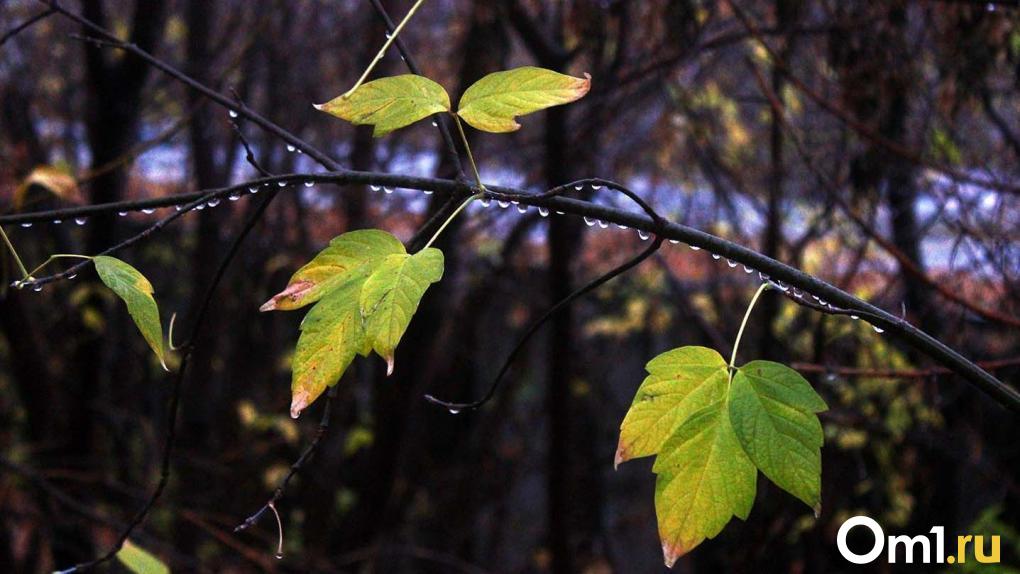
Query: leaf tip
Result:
<box><xmin>662</xmin><ymin>541</ymin><xmax>683</xmax><ymax>568</ymax></box>
<box><xmin>261</xmin><ymin>280</ymin><xmax>315</xmax><ymax>312</ymax></box>
<box><xmin>385</xmin><ymin>355</ymin><xmax>395</xmax><ymax>376</ymax></box>
<box><xmin>613</xmin><ymin>444</ymin><xmax>628</xmax><ymax>470</ymax></box>
<box><xmin>290</xmin><ymin>391</ymin><xmax>311</xmax><ymax>419</ymax></box>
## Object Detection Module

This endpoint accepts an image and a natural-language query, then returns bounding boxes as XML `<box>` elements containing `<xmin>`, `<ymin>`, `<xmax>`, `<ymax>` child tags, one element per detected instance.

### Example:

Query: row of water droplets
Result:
<box><xmin>362</xmin><ymin>180</ymin><xmax>884</xmax><ymax>334</ymax></box>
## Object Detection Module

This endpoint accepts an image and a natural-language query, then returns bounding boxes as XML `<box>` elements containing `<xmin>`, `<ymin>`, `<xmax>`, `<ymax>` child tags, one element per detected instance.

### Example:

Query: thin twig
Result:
<box><xmin>0</xmin><ymin>7</ymin><xmax>54</xmax><ymax>48</ymax></box>
<box><xmin>234</xmin><ymin>386</ymin><xmax>337</xmax><ymax>535</ymax></box>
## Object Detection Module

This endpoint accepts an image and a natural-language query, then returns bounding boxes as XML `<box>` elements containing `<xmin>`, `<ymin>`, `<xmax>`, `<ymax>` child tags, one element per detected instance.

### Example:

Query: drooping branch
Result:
<box><xmin>53</xmin><ymin>188</ymin><xmax>285</xmax><ymax>573</ymax></box>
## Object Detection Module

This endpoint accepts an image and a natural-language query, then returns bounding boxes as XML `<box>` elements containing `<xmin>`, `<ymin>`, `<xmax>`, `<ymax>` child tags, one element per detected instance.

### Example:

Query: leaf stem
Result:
<box><xmin>422</xmin><ymin>192</ymin><xmax>483</xmax><ymax>250</ymax></box>
<box><xmin>343</xmin><ymin>0</ymin><xmax>427</xmax><ymax>98</ymax></box>
<box><xmin>22</xmin><ymin>254</ymin><xmax>94</xmax><ymax>282</ymax></box>
<box><xmin>729</xmin><ymin>282</ymin><xmax>771</xmax><ymax>372</ymax></box>
<box><xmin>0</xmin><ymin>225</ymin><xmax>30</xmax><ymax>280</ymax></box>
<box><xmin>452</xmin><ymin>113</ymin><xmax>485</xmax><ymax>191</ymax></box>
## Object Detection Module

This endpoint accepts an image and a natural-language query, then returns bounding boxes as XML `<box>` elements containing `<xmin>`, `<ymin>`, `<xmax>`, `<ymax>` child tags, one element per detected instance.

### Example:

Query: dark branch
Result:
<box><xmin>425</xmin><ymin>236</ymin><xmax>665</xmax><ymax>411</ymax></box>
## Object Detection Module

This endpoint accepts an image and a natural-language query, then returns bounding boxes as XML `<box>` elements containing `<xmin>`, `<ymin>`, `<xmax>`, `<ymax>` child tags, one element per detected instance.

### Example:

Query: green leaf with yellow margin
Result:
<box><xmin>359</xmin><ymin>248</ymin><xmax>444</xmax><ymax>375</ymax></box>
<box><xmin>94</xmin><ymin>256</ymin><xmax>167</xmax><ymax>371</ymax></box>
<box><xmin>456</xmin><ymin>66</ymin><xmax>591</xmax><ymax>133</ymax></box>
<box><xmin>617</xmin><ymin>347</ymin><xmax>827</xmax><ymax>566</ymax></box>
<box><xmin>261</xmin><ymin>230</ymin><xmax>405</xmax><ymax>312</ymax></box>
<box><xmin>615</xmin><ymin>347</ymin><xmax>729</xmax><ymax>467</ymax></box>
<box><xmin>315</xmin><ymin>75</ymin><xmax>450</xmax><ymax>137</ymax></box>
<box><xmin>729</xmin><ymin>360</ymin><xmax>827</xmax><ymax>511</ymax></box>
<box><xmin>652</xmin><ymin>401</ymin><xmax>756</xmax><ymax>567</ymax></box>
<box><xmin>116</xmin><ymin>540</ymin><xmax>169</xmax><ymax>574</ymax></box>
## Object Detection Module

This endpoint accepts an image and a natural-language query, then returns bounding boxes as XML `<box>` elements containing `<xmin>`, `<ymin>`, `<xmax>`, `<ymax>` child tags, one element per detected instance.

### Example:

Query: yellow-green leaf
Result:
<box><xmin>15</xmin><ymin>164</ymin><xmax>79</xmax><ymax>209</ymax></box>
<box><xmin>359</xmin><ymin>248</ymin><xmax>444</xmax><ymax>375</ymax></box>
<box><xmin>652</xmin><ymin>401</ymin><xmax>756</xmax><ymax>567</ymax></box>
<box><xmin>615</xmin><ymin>347</ymin><xmax>729</xmax><ymax>467</ymax></box>
<box><xmin>729</xmin><ymin>361</ymin><xmax>827</xmax><ymax>511</ymax></box>
<box><xmin>261</xmin><ymin>230</ymin><xmax>405</xmax><ymax>312</ymax></box>
<box><xmin>116</xmin><ymin>540</ymin><xmax>169</xmax><ymax>574</ymax></box>
<box><xmin>94</xmin><ymin>256</ymin><xmax>167</xmax><ymax>370</ymax></box>
<box><xmin>290</xmin><ymin>279</ymin><xmax>367</xmax><ymax>419</ymax></box>
<box><xmin>456</xmin><ymin>66</ymin><xmax>591</xmax><ymax>133</ymax></box>
<box><xmin>315</xmin><ymin>75</ymin><xmax>451</xmax><ymax>137</ymax></box>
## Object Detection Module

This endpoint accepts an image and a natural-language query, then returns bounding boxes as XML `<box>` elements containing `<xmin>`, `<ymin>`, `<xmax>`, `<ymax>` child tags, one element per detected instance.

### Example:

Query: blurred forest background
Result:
<box><xmin>1</xmin><ymin>0</ymin><xmax>1019</xmax><ymax>572</ymax></box>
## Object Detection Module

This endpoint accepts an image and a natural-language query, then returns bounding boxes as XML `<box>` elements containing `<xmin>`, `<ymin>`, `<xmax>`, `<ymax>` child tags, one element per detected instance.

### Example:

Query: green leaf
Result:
<box><xmin>652</xmin><ymin>401</ymin><xmax>756</xmax><ymax>567</ymax></box>
<box><xmin>617</xmin><ymin>347</ymin><xmax>826</xmax><ymax>564</ymax></box>
<box><xmin>261</xmin><ymin>230</ymin><xmax>405</xmax><ymax>312</ymax></box>
<box><xmin>615</xmin><ymin>347</ymin><xmax>729</xmax><ymax>467</ymax></box>
<box><xmin>359</xmin><ymin>248</ymin><xmax>444</xmax><ymax>375</ymax></box>
<box><xmin>116</xmin><ymin>540</ymin><xmax>170</xmax><ymax>574</ymax></box>
<box><xmin>456</xmin><ymin>66</ymin><xmax>591</xmax><ymax>133</ymax></box>
<box><xmin>94</xmin><ymin>256</ymin><xmax>167</xmax><ymax>371</ymax></box>
<box><xmin>315</xmin><ymin>75</ymin><xmax>451</xmax><ymax>137</ymax></box>
<box><xmin>290</xmin><ymin>279</ymin><xmax>367</xmax><ymax>419</ymax></box>
<box><xmin>729</xmin><ymin>360</ymin><xmax>827</xmax><ymax>511</ymax></box>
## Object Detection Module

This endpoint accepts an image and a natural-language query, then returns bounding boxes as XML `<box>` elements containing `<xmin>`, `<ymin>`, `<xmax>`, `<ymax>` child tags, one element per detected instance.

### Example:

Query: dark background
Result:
<box><xmin>1</xmin><ymin>0</ymin><xmax>1018</xmax><ymax>572</ymax></box>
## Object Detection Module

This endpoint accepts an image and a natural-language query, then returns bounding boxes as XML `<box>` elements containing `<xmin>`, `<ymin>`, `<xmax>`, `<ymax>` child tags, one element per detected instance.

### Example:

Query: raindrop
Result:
<box><xmin>818</xmin><ymin>299</ymin><xmax>827</xmax><ymax>306</ymax></box>
<box><xmin>74</xmin><ymin>218</ymin><xmax>87</xmax><ymax>226</ymax></box>
<box><xmin>775</xmin><ymin>281</ymin><xmax>789</xmax><ymax>292</ymax></box>
<box><xmin>196</xmin><ymin>204</ymin><xmax>207</xmax><ymax>211</ymax></box>
<box><xmin>689</xmin><ymin>245</ymin><xmax>701</xmax><ymax>251</ymax></box>
<box><xmin>574</xmin><ymin>184</ymin><xmax>584</xmax><ymax>191</ymax></box>
<box><xmin>556</xmin><ymin>211</ymin><xmax>565</xmax><ymax>215</ymax></box>
<box><xmin>637</xmin><ymin>230</ymin><xmax>650</xmax><ymax>240</ymax></box>
<box><xmin>53</xmin><ymin>220</ymin><xmax>62</xmax><ymax>225</ymax></box>
<box><xmin>423</xmin><ymin>189</ymin><xmax>433</xmax><ymax>195</ymax></box>
<box><xmin>711</xmin><ymin>253</ymin><xmax>721</xmax><ymax>260</ymax></box>
<box><xmin>277</xmin><ymin>181</ymin><xmax>287</xmax><ymax>187</ymax></box>
<box><xmin>20</xmin><ymin>223</ymin><xmax>32</xmax><ymax>228</ymax></box>
<box><xmin>228</xmin><ymin>193</ymin><xmax>241</xmax><ymax>201</ymax></box>
<box><xmin>583</xmin><ymin>217</ymin><xmax>596</xmax><ymax>227</ymax></box>
<box><xmin>370</xmin><ymin>185</ymin><xmax>381</xmax><ymax>192</ymax></box>
<box><xmin>175</xmin><ymin>205</ymin><xmax>183</xmax><ymax>211</ymax></box>
<box><xmin>431</xmin><ymin>120</ymin><xmax>438</xmax><ymax>127</ymax></box>
<box><xmin>850</xmin><ymin>315</ymin><xmax>860</xmax><ymax>320</ymax></box>
<box><xmin>304</xmin><ymin>181</ymin><xmax>315</xmax><ymax>188</ymax></box>
<box><xmin>497</xmin><ymin>200</ymin><xmax>510</xmax><ymax>208</ymax></box>
<box><xmin>872</xmin><ymin>326</ymin><xmax>885</xmax><ymax>334</ymax></box>
<box><xmin>669</xmin><ymin>239</ymin><xmax>679</xmax><ymax>245</ymax></box>
<box><xmin>384</xmin><ymin>187</ymin><xmax>394</xmax><ymax>194</ymax></box>
<box><xmin>793</xmin><ymin>289</ymin><xmax>804</xmax><ymax>298</ymax></box>
<box><xmin>228</xmin><ymin>109</ymin><xmax>238</xmax><ymax>118</ymax></box>
<box><xmin>67</xmin><ymin>273</ymin><xmax>77</xmax><ymax>280</ymax></box>
<box><xmin>726</xmin><ymin>259</ymin><xmax>738</xmax><ymax>268</ymax></box>
<box><xmin>592</xmin><ymin>185</ymin><xmax>603</xmax><ymax>191</ymax></box>
<box><xmin>208</xmin><ymin>198</ymin><xmax>221</xmax><ymax>207</ymax></box>
<box><xmin>118</xmin><ymin>211</ymin><xmax>128</xmax><ymax>217</ymax></box>
<box><xmin>448</xmin><ymin>408</ymin><xmax>461</xmax><ymax>415</ymax></box>
<box><xmin>249</xmin><ymin>186</ymin><xmax>259</xmax><ymax>194</ymax></box>
<box><xmin>758</xmin><ymin>272</ymin><xmax>770</xmax><ymax>282</ymax></box>
<box><xmin>743</xmin><ymin>266</ymin><xmax>753</xmax><ymax>274</ymax></box>
<box><xmin>286</xmin><ymin>144</ymin><xmax>296</xmax><ymax>153</ymax></box>
<box><xmin>511</xmin><ymin>200</ymin><xmax>520</xmax><ymax>205</ymax></box>
<box><xmin>33</xmin><ymin>284</ymin><xmax>43</xmax><ymax>292</ymax></box>
<box><xmin>597</xmin><ymin>220</ymin><xmax>609</xmax><ymax>229</ymax></box>
<box><xmin>517</xmin><ymin>205</ymin><xmax>528</xmax><ymax>214</ymax></box>
<box><xmin>274</xmin><ymin>553</ymin><xmax>284</xmax><ymax>560</ymax></box>
<box><xmin>142</xmin><ymin>208</ymin><xmax>155</xmax><ymax>214</ymax></box>
<box><xmin>538</xmin><ymin>207</ymin><xmax>550</xmax><ymax>217</ymax></box>
<box><xmin>480</xmin><ymin>198</ymin><xmax>491</xmax><ymax>207</ymax></box>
